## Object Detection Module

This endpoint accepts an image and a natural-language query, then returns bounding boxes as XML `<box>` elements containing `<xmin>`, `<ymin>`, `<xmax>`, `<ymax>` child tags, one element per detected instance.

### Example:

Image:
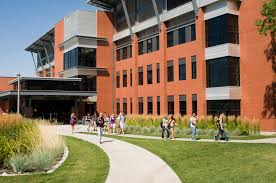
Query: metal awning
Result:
<box><xmin>25</xmin><ymin>28</ymin><xmax>55</xmax><ymax>53</ymax></box>
<box><xmin>0</xmin><ymin>90</ymin><xmax>97</xmax><ymax>98</ymax></box>
<box><xmin>58</xmin><ymin>35</ymin><xmax>107</xmax><ymax>48</ymax></box>
<box><xmin>9</xmin><ymin>77</ymin><xmax>81</xmax><ymax>85</ymax></box>
<box><xmin>86</xmin><ymin>0</ymin><xmax>118</xmax><ymax>11</ymax></box>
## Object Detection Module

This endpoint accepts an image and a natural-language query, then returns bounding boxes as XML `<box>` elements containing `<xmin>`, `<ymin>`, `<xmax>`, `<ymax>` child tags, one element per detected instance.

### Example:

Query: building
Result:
<box><xmin>0</xmin><ymin>0</ymin><xmax>275</xmax><ymax>131</ymax></box>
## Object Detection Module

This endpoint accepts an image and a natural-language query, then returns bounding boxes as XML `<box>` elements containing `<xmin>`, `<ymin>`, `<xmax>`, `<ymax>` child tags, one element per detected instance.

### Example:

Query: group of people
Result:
<box><xmin>161</xmin><ymin>112</ymin><xmax>229</xmax><ymax>141</ymax></box>
<box><xmin>70</xmin><ymin>111</ymin><xmax>126</xmax><ymax>144</ymax></box>
<box><xmin>70</xmin><ymin>111</ymin><xmax>229</xmax><ymax>143</ymax></box>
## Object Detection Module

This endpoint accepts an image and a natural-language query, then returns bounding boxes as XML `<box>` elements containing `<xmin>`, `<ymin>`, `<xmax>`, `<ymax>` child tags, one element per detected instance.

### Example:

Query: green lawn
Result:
<box><xmin>0</xmin><ymin>137</ymin><xmax>109</xmax><ymax>183</ymax></box>
<box><xmin>94</xmin><ymin>134</ymin><xmax>276</xmax><ymax>183</ymax></box>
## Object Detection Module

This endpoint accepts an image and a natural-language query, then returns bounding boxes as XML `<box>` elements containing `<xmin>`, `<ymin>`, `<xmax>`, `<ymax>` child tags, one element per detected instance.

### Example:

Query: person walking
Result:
<box><xmin>97</xmin><ymin>113</ymin><xmax>105</xmax><ymax>144</ymax></box>
<box><xmin>70</xmin><ymin>112</ymin><xmax>77</xmax><ymax>134</ymax></box>
<box><xmin>161</xmin><ymin>115</ymin><xmax>170</xmax><ymax>139</ymax></box>
<box><xmin>109</xmin><ymin>113</ymin><xmax>116</xmax><ymax>134</ymax></box>
<box><xmin>190</xmin><ymin>113</ymin><xmax>197</xmax><ymax>140</ymax></box>
<box><xmin>169</xmin><ymin>115</ymin><xmax>176</xmax><ymax>140</ymax></box>
<box><xmin>92</xmin><ymin>111</ymin><xmax>98</xmax><ymax>131</ymax></box>
<box><xmin>118</xmin><ymin>112</ymin><xmax>126</xmax><ymax>135</ymax></box>
<box><xmin>214</xmin><ymin>113</ymin><xmax>229</xmax><ymax>141</ymax></box>
<box><xmin>85</xmin><ymin>113</ymin><xmax>92</xmax><ymax>131</ymax></box>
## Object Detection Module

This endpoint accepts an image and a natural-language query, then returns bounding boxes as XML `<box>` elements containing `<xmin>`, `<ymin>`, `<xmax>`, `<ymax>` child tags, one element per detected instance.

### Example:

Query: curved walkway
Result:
<box><xmin>58</xmin><ymin>125</ymin><xmax>181</xmax><ymax>183</ymax></box>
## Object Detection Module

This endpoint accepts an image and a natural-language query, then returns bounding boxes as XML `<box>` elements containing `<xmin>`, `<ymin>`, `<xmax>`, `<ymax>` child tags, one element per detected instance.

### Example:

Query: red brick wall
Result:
<box><xmin>0</xmin><ymin>77</ymin><xmax>15</xmax><ymax>92</ymax></box>
<box><xmin>114</xmin><ymin>9</ymin><xmax>206</xmax><ymax>116</ymax></box>
<box><xmin>96</xmin><ymin>11</ymin><xmax>114</xmax><ymax>114</ymax></box>
<box><xmin>240</xmin><ymin>0</ymin><xmax>276</xmax><ymax>131</ymax></box>
<box><xmin>54</xmin><ymin>19</ymin><xmax>64</xmax><ymax>76</ymax></box>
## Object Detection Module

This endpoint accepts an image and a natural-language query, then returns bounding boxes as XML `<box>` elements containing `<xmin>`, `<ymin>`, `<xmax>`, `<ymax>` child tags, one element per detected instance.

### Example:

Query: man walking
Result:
<box><xmin>118</xmin><ymin>112</ymin><xmax>126</xmax><ymax>135</ymax></box>
<box><xmin>214</xmin><ymin>112</ymin><xmax>229</xmax><ymax>141</ymax></box>
<box><xmin>161</xmin><ymin>115</ymin><xmax>170</xmax><ymax>139</ymax></box>
<box><xmin>190</xmin><ymin>113</ymin><xmax>197</xmax><ymax>140</ymax></box>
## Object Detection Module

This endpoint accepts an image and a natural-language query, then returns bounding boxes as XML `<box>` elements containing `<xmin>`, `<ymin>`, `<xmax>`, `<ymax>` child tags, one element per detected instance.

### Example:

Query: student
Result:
<box><xmin>70</xmin><ymin>112</ymin><xmax>76</xmax><ymax>134</ymax></box>
<box><xmin>161</xmin><ymin>115</ymin><xmax>170</xmax><ymax>139</ymax></box>
<box><xmin>118</xmin><ymin>112</ymin><xmax>126</xmax><ymax>135</ymax></box>
<box><xmin>169</xmin><ymin>115</ymin><xmax>176</xmax><ymax>140</ymax></box>
<box><xmin>104</xmin><ymin>113</ymin><xmax>110</xmax><ymax>132</ymax></box>
<box><xmin>109</xmin><ymin>113</ymin><xmax>116</xmax><ymax>134</ymax></box>
<box><xmin>85</xmin><ymin>113</ymin><xmax>92</xmax><ymax>131</ymax></box>
<box><xmin>214</xmin><ymin>113</ymin><xmax>229</xmax><ymax>141</ymax></box>
<box><xmin>97</xmin><ymin>113</ymin><xmax>105</xmax><ymax>144</ymax></box>
<box><xmin>190</xmin><ymin>113</ymin><xmax>197</xmax><ymax>140</ymax></box>
<box><xmin>92</xmin><ymin>112</ymin><xmax>98</xmax><ymax>131</ymax></box>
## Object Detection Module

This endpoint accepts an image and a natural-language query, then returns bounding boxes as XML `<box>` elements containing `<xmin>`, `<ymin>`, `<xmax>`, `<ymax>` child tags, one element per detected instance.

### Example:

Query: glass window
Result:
<box><xmin>116</xmin><ymin>72</ymin><xmax>120</xmax><ymax>88</ymax></box>
<box><xmin>179</xmin><ymin>95</ymin><xmax>187</xmax><ymax>116</ymax></box>
<box><xmin>123</xmin><ymin>98</ymin><xmax>127</xmax><ymax>115</ymax></box>
<box><xmin>147</xmin><ymin>65</ymin><xmax>152</xmax><ymax>84</ymax></box>
<box><xmin>116</xmin><ymin>50</ymin><xmax>120</xmax><ymax>61</ymax></box>
<box><xmin>191</xmin><ymin>24</ymin><xmax>196</xmax><ymax>41</ymax></box>
<box><xmin>130</xmin><ymin>69</ymin><xmax>133</xmax><ymax>86</ymax></box>
<box><xmin>179</xmin><ymin>58</ymin><xmax>186</xmax><ymax>80</ymax></box>
<box><xmin>167</xmin><ymin>0</ymin><xmax>192</xmax><ymax>11</ymax></box>
<box><xmin>191</xmin><ymin>56</ymin><xmax>197</xmax><ymax>79</ymax></box>
<box><xmin>147</xmin><ymin>97</ymin><xmax>153</xmax><ymax>114</ymax></box>
<box><xmin>138</xmin><ymin>97</ymin><xmax>144</xmax><ymax>114</ymax></box>
<box><xmin>192</xmin><ymin>94</ymin><xmax>197</xmax><ymax>115</ymax></box>
<box><xmin>138</xmin><ymin>67</ymin><xmax>143</xmax><ymax>85</ymax></box>
<box><xmin>168</xmin><ymin>95</ymin><xmax>174</xmax><ymax>115</ymax></box>
<box><xmin>167</xmin><ymin>61</ymin><xmax>174</xmax><ymax>82</ymax></box>
<box><xmin>206</xmin><ymin>57</ymin><xmax>240</xmax><ymax>87</ymax></box>
<box><xmin>116</xmin><ymin>99</ymin><xmax>120</xmax><ymax>115</ymax></box>
<box><xmin>123</xmin><ymin>70</ymin><xmax>127</xmax><ymax>87</ymax></box>
<box><xmin>130</xmin><ymin>98</ymin><xmax>133</xmax><ymax>114</ymax></box>
<box><xmin>167</xmin><ymin>31</ymin><xmax>174</xmax><ymax>47</ymax></box>
<box><xmin>156</xmin><ymin>63</ymin><xmax>160</xmax><ymax>83</ymax></box>
<box><xmin>179</xmin><ymin>27</ymin><xmax>186</xmax><ymax>44</ymax></box>
<box><xmin>167</xmin><ymin>24</ymin><xmax>196</xmax><ymax>48</ymax></box>
<box><xmin>157</xmin><ymin>96</ymin><xmax>160</xmax><ymax>115</ymax></box>
<box><xmin>207</xmin><ymin>100</ymin><xmax>240</xmax><ymax>116</ymax></box>
<box><xmin>123</xmin><ymin>47</ymin><xmax>127</xmax><ymax>60</ymax></box>
<box><xmin>206</xmin><ymin>14</ymin><xmax>239</xmax><ymax>47</ymax></box>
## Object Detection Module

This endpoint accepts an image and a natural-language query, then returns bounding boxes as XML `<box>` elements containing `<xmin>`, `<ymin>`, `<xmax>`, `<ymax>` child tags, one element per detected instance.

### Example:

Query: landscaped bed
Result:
<box><xmin>99</xmin><ymin>134</ymin><xmax>276</xmax><ymax>183</ymax></box>
<box><xmin>0</xmin><ymin>137</ymin><xmax>109</xmax><ymax>183</ymax></box>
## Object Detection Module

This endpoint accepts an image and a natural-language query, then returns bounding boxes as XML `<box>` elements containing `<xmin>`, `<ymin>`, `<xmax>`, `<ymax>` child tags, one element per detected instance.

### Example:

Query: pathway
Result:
<box><xmin>58</xmin><ymin>125</ymin><xmax>181</xmax><ymax>183</ymax></box>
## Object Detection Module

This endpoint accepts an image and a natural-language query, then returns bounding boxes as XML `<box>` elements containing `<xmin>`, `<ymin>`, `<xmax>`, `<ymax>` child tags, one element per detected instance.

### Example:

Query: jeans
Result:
<box><xmin>161</xmin><ymin>127</ymin><xmax>170</xmax><ymax>139</ymax></box>
<box><xmin>215</xmin><ymin>129</ymin><xmax>228</xmax><ymax>140</ymax></box>
<box><xmin>191</xmin><ymin>127</ymin><xmax>197</xmax><ymax>140</ymax></box>
<box><xmin>97</xmin><ymin>127</ymin><xmax>103</xmax><ymax>142</ymax></box>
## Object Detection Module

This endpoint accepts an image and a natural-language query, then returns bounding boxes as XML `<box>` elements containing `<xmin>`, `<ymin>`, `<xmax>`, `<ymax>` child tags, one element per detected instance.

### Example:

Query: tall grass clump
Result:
<box><xmin>0</xmin><ymin>114</ymin><xmax>64</xmax><ymax>174</ymax></box>
<box><xmin>0</xmin><ymin>114</ymin><xmax>40</xmax><ymax>167</ymax></box>
<box><xmin>125</xmin><ymin>114</ymin><xmax>261</xmax><ymax>136</ymax></box>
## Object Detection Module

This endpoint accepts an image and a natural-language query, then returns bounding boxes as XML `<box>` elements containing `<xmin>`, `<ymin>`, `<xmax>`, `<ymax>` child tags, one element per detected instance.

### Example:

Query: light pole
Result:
<box><xmin>16</xmin><ymin>74</ymin><xmax>20</xmax><ymax>115</ymax></box>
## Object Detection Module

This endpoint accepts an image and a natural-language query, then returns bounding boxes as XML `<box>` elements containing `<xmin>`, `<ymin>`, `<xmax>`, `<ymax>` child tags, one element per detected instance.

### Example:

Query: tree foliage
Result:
<box><xmin>256</xmin><ymin>0</ymin><xmax>276</xmax><ymax>36</ymax></box>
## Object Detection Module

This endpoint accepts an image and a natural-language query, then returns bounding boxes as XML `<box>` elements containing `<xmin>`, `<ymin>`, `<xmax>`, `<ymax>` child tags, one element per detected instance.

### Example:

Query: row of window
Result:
<box><xmin>167</xmin><ymin>24</ymin><xmax>196</xmax><ymax>47</ymax></box>
<box><xmin>116</xmin><ymin>94</ymin><xmax>197</xmax><ymax>115</ymax></box>
<box><xmin>116</xmin><ymin>56</ymin><xmax>197</xmax><ymax>88</ymax></box>
<box><xmin>116</xmin><ymin>45</ymin><xmax>132</xmax><ymax>61</ymax></box>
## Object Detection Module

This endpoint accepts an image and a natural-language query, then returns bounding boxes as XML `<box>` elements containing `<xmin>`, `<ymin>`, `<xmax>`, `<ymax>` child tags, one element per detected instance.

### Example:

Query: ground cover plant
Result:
<box><xmin>0</xmin><ymin>137</ymin><xmax>109</xmax><ymax>183</ymax></box>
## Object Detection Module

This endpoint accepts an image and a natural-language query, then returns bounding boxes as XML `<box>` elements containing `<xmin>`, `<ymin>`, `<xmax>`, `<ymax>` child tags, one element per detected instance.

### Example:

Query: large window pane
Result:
<box><xmin>123</xmin><ymin>70</ymin><xmax>127</xmax><ymax>87</ymax></box>
<box><xmin>138</xmin><ymin>97</ymin><xmax>144</xmax><ymax>114</ymax></box>
<box><xmin>207</xmin><ymin>100</ymin><xmax>240</xmax><ymax>116</ymax></box>
<box><xmin>167</xmin><ymin>61</ymin><xmax>174</xmax><ymax>82</ymax></box>
<box><xmin>138</xmin><ymin>67</ymin><xmax>143</xmax><ymax>85</ymax></box>
<box><xmin>206</xmin><ymin>57</ymin><xmax>240</xmax><ymax>87</ymax></box>
<box><xmin>179</xmin><ymin>58</ymin><xmax>186</xmax><ymax>80</ymax></box>
<box><xmin>156</xmin><ymin>63</ymin><xmax>160</xmax><ymax>83</ymax></box>
<box><xmin>147</xmin><ymin>97</ymin><xmax>153</xmax><ymax>114</ymax></box>
<box><xmin>192</xmin><ymin>94</ymin><xmax>197</xmax><ymax>114</ymax></box>
<box><xmin>179</xmin><ymin>95</ymin><xmax>187</xmax><ymax>116</ymax></box>
<box><xmin>116</xmin><ymin>72</ymin><xmax>120</xmax><ymax>88</ymax></box>
<box><xmin>147</xmin><ymin>65</ymin><xmax>152</xmax><ymax>84</ymax></box>
<box><xmin>192</xmin><ymin>56</ymin><xmax>197</xmax><ymax>79</ymax></box>
<box><xmin>168</xmin><ymin>95</ymin><xmax>174</xmax><ymax>115</ymax></box>
<box><xmin>123</xmin><ymin>98</ymin><xmax>127</xmax><ymax>115</ymax></box>
<box><xmin>157</xmin><ymin>96</ymin><xmax>160</xmax><ymax>115</ymax></box>
<box><xmin>167</xmin><ymin>0</ymin><xmax>192</xmax><ymax>11</ymax></box>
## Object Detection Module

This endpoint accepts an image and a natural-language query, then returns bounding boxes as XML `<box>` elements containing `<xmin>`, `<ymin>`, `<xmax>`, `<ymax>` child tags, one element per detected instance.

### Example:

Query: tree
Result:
<box><xmin>256</xmin><ymin>0</ymin><xmax>276</xmax><ymax>50</ymax></box>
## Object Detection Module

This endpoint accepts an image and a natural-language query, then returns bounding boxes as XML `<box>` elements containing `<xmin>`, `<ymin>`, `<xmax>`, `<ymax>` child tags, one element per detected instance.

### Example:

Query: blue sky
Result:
<box><xmin>0</xmin><ymin>0</ymin><xmax>96</xmax><ymax>77</ymax></box>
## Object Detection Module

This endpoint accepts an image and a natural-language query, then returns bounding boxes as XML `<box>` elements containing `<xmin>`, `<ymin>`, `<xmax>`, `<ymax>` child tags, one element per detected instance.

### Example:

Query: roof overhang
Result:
<box><xmin>25</xmin><ymin>28</ymin><xmax>55</xmax><ymax>53</ymax></box>
<box><xmin>9</xmin><ymin>77</ymin><xmax>81</xmax><ymax>85</ymax></box>
<box><xmin>86</xmin><ymin>0</ymin><xmax>118</xmax><ymax>11</ymax></box>
<box><xmin>58</xmin><ymin>35</ymin><xmax>107</xmax><ymax>48</ymax></box>
<box><xmin>0</xmin><ymin>90</ymin><xmax>97</xmax><ymax>98</ymax></box>
<box><xmin>59</xmin><ymin>67</ymin><xmax>108</xmax><ymax>78</ymax></box>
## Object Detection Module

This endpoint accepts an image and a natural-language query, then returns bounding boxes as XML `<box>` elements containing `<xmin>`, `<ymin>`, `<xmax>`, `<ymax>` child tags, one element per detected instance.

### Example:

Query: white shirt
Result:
<box><xmin>190</xmin><ymin>116</ymin><xmax>196</xmax><ymax>128</ymax></box>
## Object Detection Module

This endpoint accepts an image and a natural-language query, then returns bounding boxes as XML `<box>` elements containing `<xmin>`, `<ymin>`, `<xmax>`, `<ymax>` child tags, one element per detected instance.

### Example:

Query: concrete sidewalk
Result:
<box><xmin>58</xmin><ymin>125</ymin><xmax>181</xmax><ymax>183</ymax></box>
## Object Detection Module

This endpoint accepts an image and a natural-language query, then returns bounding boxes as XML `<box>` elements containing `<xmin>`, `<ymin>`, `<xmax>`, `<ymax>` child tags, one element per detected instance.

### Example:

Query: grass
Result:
<box><xmin>0</xmin><ymin>137</ymin><xmax>109</xmax><ymax>183</ymax></box>
<box><xmin>83</xmin><ymin>132</ymin><xmax>276</xmax><ymax>183</ymax></box>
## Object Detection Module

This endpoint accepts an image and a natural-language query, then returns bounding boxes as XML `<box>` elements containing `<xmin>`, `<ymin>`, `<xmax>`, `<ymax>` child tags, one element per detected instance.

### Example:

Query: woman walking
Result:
<box><xmin>97</xmin><ymin>113</ymin><xmax>105</xmax><ymax>144</ymax></box>
<box><xmin>169</xmin><ymin>115</ymin><xmax>176</xmax><ymax>140</ymax></box>
<box><xmin>109</xmin><ymin>113</ymin><xmax>116</xmax><ymax>134</ymax></box>
<box><xmin>70</xmin><ymin>112</ymin><xmax>76</xmax><ymax>134</ymax></box>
